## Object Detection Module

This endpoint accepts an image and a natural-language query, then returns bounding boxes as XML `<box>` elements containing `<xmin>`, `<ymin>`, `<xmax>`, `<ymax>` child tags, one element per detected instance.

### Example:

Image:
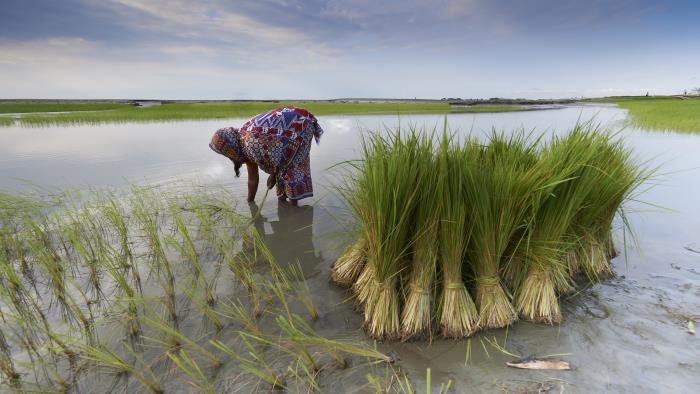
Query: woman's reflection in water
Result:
<box><xmin>247</xmin><ymin>201</ymin><xmax>322</xmax><ymax>278</ymax></box>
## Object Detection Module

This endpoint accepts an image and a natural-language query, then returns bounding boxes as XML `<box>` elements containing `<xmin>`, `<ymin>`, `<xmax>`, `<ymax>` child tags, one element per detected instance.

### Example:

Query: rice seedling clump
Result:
<box><xmin>332</xmin><ymin>123</ymin><xmax>648</xmax><ymax>340</ymax></box>
<box><xmin>0</xmin><ymin>184</ymin><xmax>392</xmax><ymax>392</ymax></box>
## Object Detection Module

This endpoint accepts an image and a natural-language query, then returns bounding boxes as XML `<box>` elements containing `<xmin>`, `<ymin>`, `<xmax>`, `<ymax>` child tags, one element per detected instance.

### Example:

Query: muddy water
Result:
<box><xmin>1</xmin><ymin>105</ymin><xmax>699</xmax><ymax>392</ymax></box>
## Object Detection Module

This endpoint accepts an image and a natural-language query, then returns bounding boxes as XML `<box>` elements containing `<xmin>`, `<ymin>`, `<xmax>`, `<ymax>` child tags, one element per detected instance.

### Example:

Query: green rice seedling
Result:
<box><xmin>142</xmin><ymin>317</ymin><xmax>222</xmax><ymax>368</ymax></box>
<box><xmin>0</xmin><ymin>329</ymin><xmax>21</xmax><ymax>389</ymax></box>
<box><xmin>228</xmin><ymin>261</ymin><xmax>263</xmax><ymax>318</ymax></box>
<box><xmin>462</xmin><ymin>131</ymin><xmax>543</xmax><ymax>329</ymax></box>
<box><xmin>217</xmin><ymin>297</ymin><xmax>263</xmax><ymax>338</ymax></box>
<box><xmin>265</xmin><ymin>270</ymin><xmax>296</xmax><ymax>321</ymax></box>
<box><xmin>165</xmin><ymin>203</ymin><xmax>215</xmax><ymax>305</ymax></box>
<box><xmin>103</xmin><ymin>263</ymin><xmax>142</xmax><ymax>338</ymax></box>
<box><xmin>401</xmin><ymin>132</ymin><xmax>439</xmax><ymax>340</ymax></box>
<box><xmin>275</xmin><ymin>262</ymin><xmax>318</xmax><ymax>321</ymax></box>
<box><xmin>436</xmin><ymin>134</ymin><xmax>479</xmax><ymax>337</ymax></box>
<box><xmin>287</xmin><ymin>359</ymin><xmax>321</xmax><ymax>392</ymax></box>
<box><xmin>23</xmin><ymin>217</ymin><xmax>71</xmax><ymax>319</ymax></box>
<box><xmin>24</xmin><ymin>297</ymin><xmax>77</xmax><ymax>363</ymax></box>
<box><xmin>61</xmin><ymin>213</ymin><xmax>103</xmax><ymax>301</ymax></box>
<box><xmin>179</xmin><ymin>275</ymin><xmax>223</xmax><ymax>332</ymax></box>
<box><xmin>168</xmin><ymin>350</ymin><xmax>216</xmax><ymax>394</ymax></box>
<box><xmin>275</xmin><ymin>313</ymin><xmax>392</xmax><ymax>366</ymax></box>
<box><xmin>26</xmin><ymin>218</ymin><xmax>95</xmax><ymax>340</ymax></box>
<box><xmin>0</xmin><ymin>253</ymin><xmax>76</xmax><ymax>363</ymax></box>
<box><xmin>1</xmin><ymin>220</ymin><xmax>37</xmax><ymax>288</ymax></box>
<box><xmin>63</xmin><ymin>278</ymin><xmax>97</xmax><ymax>343</ymax></box>
<box><xmin>350</xmin><ymin>129</ymin><xmax>423</xmax><ymax>340</ymax></box>
<box><xmin>241</xmin><ymin>226</ymin><xmax>275</xmax><ymax>267</ymax></box>
<box><xmin>80</xmin><ymin>344</ymin><xmax>162</xmax><ymax>393</ymax></box>
<box><xmin>330</xmin><ymin>237</ymin><xmax>366</xmax><ymax>288</ymax></box>
<box><xmin>100</xmin><ymin>192</ymin><xmax>142</xmax><ymax>293</ymax></box>
<box><xmin>131</xmin><ymin>189</ymin><xmax>178</xmax><ymax>322</ymax></box>
<box><xmin>211</xmin><ymin>337</ymin><xmax>286</xmax><ymax>390</ymax></box>
<box><xmin>275</xmin><ymin>316</ymin><xmax>319</xmax><ymax>372</ymax></box>
<box><xmin>514</xmin><ymin>127</ymin><xmax>601</xmax><ymax>324</ymax></box>
<box><xmin>0</xmin><ymin>246</ymin><xmax>35</xmax><ymax>324</ymax></box>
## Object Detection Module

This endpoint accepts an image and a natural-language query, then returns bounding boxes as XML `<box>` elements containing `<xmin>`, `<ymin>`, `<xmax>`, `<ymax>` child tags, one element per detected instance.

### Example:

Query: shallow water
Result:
<box><xmin>1</xmin><ymin>104</ymin><xmax>699</xmax><ymax>392</ymax></box>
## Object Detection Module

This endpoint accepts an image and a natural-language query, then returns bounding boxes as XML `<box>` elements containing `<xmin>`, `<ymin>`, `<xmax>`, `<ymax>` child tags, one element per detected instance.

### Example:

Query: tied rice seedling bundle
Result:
<box><xmin>401</xmin><ymin>132</ymin><xmax>439</xmax><ymax>340</ymax></box>
<box><xmin>513</xmin><ymin>127</ymin><xmax>602</xmax><ymax>324</ymax></box>
<box><xmin>332</xmin><ymin>123</ymin><xmax>648</xmax><ymax>338</ymax></box>
<box><xmin>351</xmin><ymin>130</ymin><xmax>424</xmax><ymax>340</ymax></box>
<box><xmin>436</xmin><ymin>134</ymin><xmax>479</xmax><ymax>337</ymax></box>
<box><xmin>567</xmin><ymin>133</ymin><xmax>649</xmax><ymax>280</ymax></box>
<box><xmin>463</xmin><ymin>131</ymin><xmax>542</xmax><ymax>329</ymax></box>
<box><xmin>330</xmin><ymin>237</ymin><xmax>366</xmax><ymax>288</ymax></box>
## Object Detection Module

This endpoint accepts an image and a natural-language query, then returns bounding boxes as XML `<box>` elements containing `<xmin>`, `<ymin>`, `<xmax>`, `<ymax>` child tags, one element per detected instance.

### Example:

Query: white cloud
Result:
<box><xmin>0</xmin><ymin>37</ymin><xmax>97</xmax><ymax>65</ymax></box>
<box><xmin>102</xmin><ymin>0</ymin><xmax>339</xmax><ymax>58</ymax></box>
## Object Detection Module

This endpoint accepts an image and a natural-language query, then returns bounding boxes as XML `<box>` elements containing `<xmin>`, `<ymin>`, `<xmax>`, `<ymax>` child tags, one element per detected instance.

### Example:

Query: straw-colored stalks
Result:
<box><xmin>330</xmin><ymin>238</ymin><xmax>366</xmax><ymax>288</ymax></box>
<box><xmin>574</xmin><ymin>232</ymin><xmax>612</xmax><ymax>281</ymax></box>
<box><xmin>363</xmin><ymin>276</ymin><xmax>403</xmax><ymax>340</ymax></box>
<box><xmin>473</xmin><ymin>276</ymin><xmax>516</xmax><ymax>328</ymax></box>
<box><xmin>352</xmin><ymin>262</ymin><xmax>375</xmax><ymax>311</ymax></box>
<box><xmin>515</xmin><ymin>265</ymin><xmax>561</xmax><ymax>324</ymax></box>
<box><xmin>401</xmin><ymin>243</ymin><xmax>437</xmax><ymax>340</ymax></box>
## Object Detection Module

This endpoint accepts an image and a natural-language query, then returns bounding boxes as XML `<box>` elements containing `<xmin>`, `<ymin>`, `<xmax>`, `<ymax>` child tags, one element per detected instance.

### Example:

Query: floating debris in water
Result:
<box><xmin>506</xmin><ymin>357</ymin><xmax>571</xmax><ymax>370</ymax></box>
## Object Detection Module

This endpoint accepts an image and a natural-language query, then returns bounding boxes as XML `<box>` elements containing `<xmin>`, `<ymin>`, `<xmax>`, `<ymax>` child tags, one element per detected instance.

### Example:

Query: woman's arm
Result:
<box><xmin>246</xmin><ymin>162</ymin><xmax>259</xmax><ymax>202</ymax></box>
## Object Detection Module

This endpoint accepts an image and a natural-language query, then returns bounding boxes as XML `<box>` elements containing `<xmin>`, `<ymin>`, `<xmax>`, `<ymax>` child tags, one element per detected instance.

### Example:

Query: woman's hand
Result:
<box><xmin>266</xmin><ymin>174</ymin><xmax>277</xmax><ymax>189</ymax></box>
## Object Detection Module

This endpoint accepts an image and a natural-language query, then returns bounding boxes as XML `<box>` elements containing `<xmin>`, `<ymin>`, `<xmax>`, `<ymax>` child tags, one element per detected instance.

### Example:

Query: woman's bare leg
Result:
<box><xmin>246</xmin><ymin>162</ymin><xmax>259</xmax><ymax>202</ymax></box>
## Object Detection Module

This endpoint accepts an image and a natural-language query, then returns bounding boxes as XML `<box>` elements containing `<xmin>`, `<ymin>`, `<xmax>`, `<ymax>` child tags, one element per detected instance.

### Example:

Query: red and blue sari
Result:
<box><xmin>209</xmin><ymin>107</ymin><xmax>323</xmax><ymax>201</ymax></box>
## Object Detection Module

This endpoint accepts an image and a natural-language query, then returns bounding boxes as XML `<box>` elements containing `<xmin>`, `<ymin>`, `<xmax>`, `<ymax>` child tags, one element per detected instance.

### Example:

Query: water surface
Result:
<box><xmin>1</xmin><ymin>104</ymin><xmax>699</xmax><ymax>392</ymax></box>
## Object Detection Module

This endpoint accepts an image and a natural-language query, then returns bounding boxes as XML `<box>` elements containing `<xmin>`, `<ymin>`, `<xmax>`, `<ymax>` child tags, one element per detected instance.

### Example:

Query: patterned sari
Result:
<box><xmin>209</xmin><ymin>107</ymin><xmax>323</xmax><ymax>201</ymax></box>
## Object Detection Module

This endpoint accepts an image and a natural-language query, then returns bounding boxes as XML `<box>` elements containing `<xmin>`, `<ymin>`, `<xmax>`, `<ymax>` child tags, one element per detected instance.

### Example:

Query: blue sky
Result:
<box><xmin>1</xmin><ymin>0</ymin><xmax>699</xmax><ymax>99</ymax></box>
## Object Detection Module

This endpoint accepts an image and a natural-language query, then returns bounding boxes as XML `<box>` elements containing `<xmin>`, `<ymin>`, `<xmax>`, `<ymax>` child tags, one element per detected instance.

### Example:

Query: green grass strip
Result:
<box><xmin>590</xmin><ymin>97</ymin><xmax>700</xmax><ymax>133</ymax></box>
<box><xmin>3</xmin><ymin>101</ymin><xmax>524</xmax><ymax>127</ymax></box>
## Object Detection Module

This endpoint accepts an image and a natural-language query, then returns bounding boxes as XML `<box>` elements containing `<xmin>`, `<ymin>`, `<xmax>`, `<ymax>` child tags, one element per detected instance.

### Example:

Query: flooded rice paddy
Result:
<box><xmin>1</xmin><ymin>104</ymin><xmax>699</xmax><ymax>392</ymax></box>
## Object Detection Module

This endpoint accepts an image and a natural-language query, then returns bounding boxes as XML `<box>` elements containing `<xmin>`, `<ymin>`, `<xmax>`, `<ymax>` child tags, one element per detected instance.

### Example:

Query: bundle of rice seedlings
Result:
<box><xmin>436</xmin><ymin>134</ymin><xmax>479</xmax><ymax>338</ymax></box>
<box><xmin>463</xmin><ymin>131</ymin><xmax>541</xmax><ymax>329</ymax></box>
<box><xmin>349</xmin><ymin>129</ymin><xmax>423</xmax><ymax>340</ymax></box>
<box><xmin>514</xmin><ymin>126</ymin><xmax>601</xmax><ymax>324</ymax></box>
<box><xmin>568</xmin><ymin>133</ymin><xmax>649</xmax><ymax>280</ymax></box>
<box><xmin>401</xmin><ymin>132</ymin><xmax>438</xmax><ymax>340</ymax></box>
<box><xmin>330</xmin><ymin>237</ymin><xmax>366</xmax><ymax>288</ymax></box>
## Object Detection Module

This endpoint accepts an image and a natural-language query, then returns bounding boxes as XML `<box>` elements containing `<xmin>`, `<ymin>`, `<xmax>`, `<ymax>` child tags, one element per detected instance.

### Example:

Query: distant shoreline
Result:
<box><xmin>1</xmin><ymin>96</ymin><xmax>698</xmax><ymax>132</ymax></box>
